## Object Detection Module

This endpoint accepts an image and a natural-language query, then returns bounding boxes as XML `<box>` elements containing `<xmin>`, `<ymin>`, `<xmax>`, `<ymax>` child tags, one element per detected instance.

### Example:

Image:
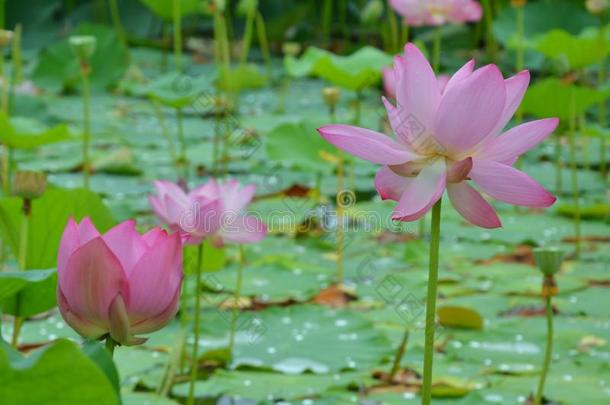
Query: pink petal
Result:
<box><xmin>189</xmin><ymin>178</ymin><xmax>220</xmax><ymax>201</ymax></box>
<box><xmin>475</xmin><ymin>118</ymin><xmax>559</xmax><ymax>165</ymax></box>
<box><xmin>59</xmin><ymin>237</ymin><xmax>128</xmax><ymax>325</ymax></box>
<box><xmin>57</xmin><ymin>289</ymin><xmax>106</xmax><ymax>338</ymax></box>
<box><xmin>392</xmin><ymin>158</ymin><xmax>447</xmax><ymax>221</ymax></box>
<box><xmin>470</xmin><ymin>160</ymin><xmax>556</xmax><ymax>207</ymax></box>
<box><xmin>375</xmin><ymin>166</ymin><xmax>413</xmax><ymax>201</ymax></box>
<box><xmin>437</xmin><ymin>75</ymin><xmax>450</xmax><ymax>94</ymax></box>
<box><xmin>102</xmin><ymin>220</ymin><xmax>147</xmax><ymax>273</ymax></box>
<box><xmin>220</xmin><ymin>214</ymin><xmax>267</xmax><ymax>245</ymax></box>
<box><xmin>130</xmin><ymin>287</ymin><xmax>180</xmax><ymax>335</ymax></box>
<box><xmin>127</xmin><ymin>232</ymin><xmax>182</xmax><ymax>321</ymax></box>
<box><xmin>446</xmin><ymin>157</ymin><xmax>473</xmax><ymax>183</ymax></box>
<box><xmin>383</xmin><ymin>67</ymin><xmax>396</xmax><ymax>99</ymax></box>
<box><xmin>443</xmin><ymin>60</ymin><xmax>475</xmax><ymax>95</ymax></box>
<box><xmin>395</xmin><ymin>43</ymin><xmax>441</xmax><ymax>135</ymax></box>
<box><xmin>108</xmin><ymin>294</ymin><xmax>130</xmax><ymax>344</ymax></box>
<box><xmin>447</xmin><ymin>182</ymin><xmax>502</xmax><ymax>228</ymax></box>
<box><xmin>221</xmin><ymin>181</ymin><xmax>256</xmax><ymax>213</ymax></box>
<box><xmin>142</xmin><ymin>227</ymin><xmax>167</xmax><ymax>247</ymax></box>
<box><xmin>318</xmin><ymin>124</ymin><xmax>417</xmax><ymax>165</ymax></box>
<box><xmin>485</xmin><ymin>70</ymin><xmax>530</xmax><ymax>138</ymax></box>
<box><xmin>433</xmin><ymin>64</ymin><xmax>506</xmax><ymax>154</ymax></box>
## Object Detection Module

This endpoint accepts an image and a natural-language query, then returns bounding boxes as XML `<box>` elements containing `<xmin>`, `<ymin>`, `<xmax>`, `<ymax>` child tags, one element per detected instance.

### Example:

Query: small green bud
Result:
<box><xmin>69</xmin><ymin>35</ymin><xmax>96</xmax><ymax>61</ymax></box>
<box><xmin>282</xmin><ymin>42</ymin><xmax>301</xmax><ymax>57</ymax></box>
<box><xmin>237</xmin><ymin>0</ymin><xmax>258</xmax><ymax>16</ymax></box>
<box><xmin>0</xmin><ymin>30</ymin><xmax>14</xmax><ymax>48</ymax></box>
<box><xmin>322</xmin><ymin>87</ymin><xmax>341</xmax><ymax>107</ymax></box>
<box><xmin>12</xmin><ymin>171</ymin><xmax>47</xmax><ymax>200</ymax></box>
<box><xmin>361</xmin><ymin>0</ymin><xmax>384</xmax><ymax>24</ymax></box>
<box><xmin>533</xmin><ymin>247</ymin><xmax>565</xmax><ymax>276</ymax></box>
<box><xmin>586</xmin><ymin>0</ymin><xmax>608</xmax><ymax>14</ymax></box>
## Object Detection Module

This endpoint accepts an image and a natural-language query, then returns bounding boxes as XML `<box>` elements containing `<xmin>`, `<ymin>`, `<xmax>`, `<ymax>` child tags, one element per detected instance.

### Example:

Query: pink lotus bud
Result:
<box><xmin>149</xmin><ymin>178</ymin><xmax>267</xmax><ymax>247</ymax></box>
<box><xmin>57</xmin><ymin>218</ymin><xmax>183</xmax><ymax>345</ymax></box>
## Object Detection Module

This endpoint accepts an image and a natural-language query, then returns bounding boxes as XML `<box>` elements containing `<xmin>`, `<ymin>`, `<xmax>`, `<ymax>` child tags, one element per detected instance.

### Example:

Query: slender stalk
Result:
<box><xmin>176</xmin><ymin>107</ymin><xmax>187</xmax><ymax>179</ymax></box>
<box><xmin>322</xmin><ymin>0</ymin><xmax>332</xmax><ymax>47</ymax></box>
<box><xmin>0</xmin><ymin>43</ymin><xmax>8</xmax><ymax>194</ymax></box>
<box><xmin>481</xmin><ymin>0</ymin><xmax>497</xmax><ymax>63</ymax></box>
<box><xmin>79</xmin><ymin>61</ymin><xmax>92</xmax><ymax>190</ymax></box>
<box><xmin>568</xmin><ymin>85</ymin><xmax>580</xmax><ymax>257</ymax></box>
<box><xmin>11</xmin><ymin>24</ymin><xmax>23</xmax><ymax>85</ymax></box>
<box><xmin>421</xmin><ymin>198</ymin><xmax>442</xmax><ymax>405</ymax></box>
<box><xmin>338</xmin><ymin>0</ymin><xmax>348</xmax><ymax>41</ymax></box>
<box><xmin>555</xmin><ymin>134</ymin><xmax>562</xmax><ymax>194</ymax></box>
<box><xmin>228</xmin><ymin>245</ymin><xmax>245</xmax><ymax>355</ymax></box>
<box><xmin>151</xmin><ymin>101</ymin><xmax>179</xmax><ymax>170</ymax></box>
<box><xmin>432</xmin><ymin>26</ymin><xmax>442</xmax><ymax>73</ymax></box>
<box><xmin>400</xmin><ymin>22</ymin><xmax>410</xmax><ymax>44</ymax></box>
<box><xmin>105</xmin><ymin>336</ymin><xmax>117</xmax><ymax>357</ymax></box>
<box><xmin>108</xmin><ymin>0</ymin><xmax>130</xmax><ymax>61</ymax></box>
<box><xmin>239</xmin><ymin>6</ymin><xmax>255</xmax><ymax>65</ymax></box>
<box><xmin>255</xmin><ymin>11</ymin><xmax>272</xmax><ymax>78</ymax></box>
<box><xmin>173</xmin><ymin>0</ymin><xmax>182</xmax><ymax>73</ymax></box>
<box><xmin>353</xmin><ymin>90</ymin><xmax>363</xmax><ymax>125</ymax></box>
<box><xmin>336</xmin><ymin>159</ymin><xmax>345</xmax><ymax>287</ymax></box>
<box><xmin>388</xmin><ymin>328</ymin><xmax>410</xmax><ymax>382</ymax></box>
<box><xmin>535</xmin><ymin>296</ymin><xmax>554</xmax><ymax>405</ymax></box>
<box><xmin>387</xmin><ymin>6</ymin><xmax>399</xmax><ymax>53</ymax></box>
<box><xmin>598</xmin><ymin>24</ymin><xmax>607</xmax><ymax>178</ymax></box>
<box><xmin>515</xmin><ymin>4</ymin><xmax>524</xmax><ymax>122</ymax></box>
<box><xmin>187</xmin><ymin>243</ymin><xmax>205</xmax><ymax>405</ymax></box>
<box><xmin>11</xmin><ymin>199</ymin><xmax>29</xmax><ymax>348</ymax></box>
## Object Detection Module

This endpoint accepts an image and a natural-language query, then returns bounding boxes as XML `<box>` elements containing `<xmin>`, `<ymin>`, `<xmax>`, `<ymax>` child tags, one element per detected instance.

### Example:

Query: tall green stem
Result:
<box><xmin>336</xmin><ymin>159</ymin><xmax>345</xmax><ymax>286</ymax></box>
<box><xmin>388</xmin><ymin>328</ymin><xmax>409</xmax><ymax>382</ymax></box>
<box><xmin>322</xmin><ymin>0</ymin><xmax>332</xmax><ymax>47</ymax></box>
<box><xmin>568</xmin><ymin>84</ymin><xmax>580</xmax><ymax>257</ymax></box>
<box><xmin>108</xmin><ymin>0</ymin><xmax>129</xmax><ymax>61</ymax></box>
<box><xmin>176</xmin><ymin>107</ymin><xmax>187</xmax><ymax>179</ymax></box>
<box><xmin>173</xmin><ymin>0</ymin><xmax>182</xmax><ymax>73</ymax></box>
<box><xmin>387</xmin><ymin>7</ymin><xmax>399</xmax><ymax>53</ymax></box>
<box><xmin>81</xmin><ymin>64</ymin><xmax>91</xmax><ymax>190</ymax></box>
<box><xmin>421</xmin><ymin>198</ymin><xmax>442</xmax><ymax>405</ymax></box>
<box><xmin>481</xmin><ymin>0</ymin><xmax>497</xmax><ymax>63</ymax></box>
<box><xmin>105</xmin><ymin>336</ymin><xmax>117</xmax><ymax>357</ymax></box>
<box><xmin>11</xmin><ymin>200</ymin><xmax>29</xmax><ymax>348</ymax></box>
<box><xmin>432</xmin><ymin>27</ymin><xmax>442</xmax><ymax>73</ymax></box>
<box><xmin>12</xmin><ymin>24</ymin><xmax>23</xmax><ymax>85</ymax></box>
<box><xmin>255</xmin><ymin>11</ymin><xmax>272</xmax><ymax>78</ymax></box>
<box><xmin>152</xmin><ymin>101</ymin><xmax>179</xmax><ymax>172</ymax></box>
<box><xmin>515</xmin><ymin>5</ymin><xmax>524</xmax><ymax>122</ymax></box>
<box><xmin>239</xmin><ymin>7</ymin><xmax>255</xmax><ymax>65</ymax></box>
<box><xmin>187</xmin><ymin>243</ymin><xmax>205</xmax><ymax>405</ymax></box>
<box><xmin>353</xmin><ymin>91</ymin><xmax>363</xmax><ymax>125</ymax></box>
<box><xmin>599</xmin><ymin>24</ymin><xmax>607</xmax><ymax>178</ymax></box>
<box><xmin>535</xmin><ymin>296</ymin><xmax>554</xmax><ymax>405</ymax></box>
<box><xmin>228</xmin><ymin>245</ymin><xmax>245</xmax><ymax>354</ymax></box>
<box><xmin>555</xmin><ymin>134</ymin><xmax>562</xmax><ymax>194</ymax></box>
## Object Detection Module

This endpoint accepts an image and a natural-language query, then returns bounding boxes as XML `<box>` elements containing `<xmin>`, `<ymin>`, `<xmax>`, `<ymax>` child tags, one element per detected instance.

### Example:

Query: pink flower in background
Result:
<box><xmin>319</xmin><ymin>43</ymin><xmax>558</xmax><ymax>229</ymax></box>
<box><xmin>390</xmin><ymin>0</ymin><xmax>483</xmax><ymax>26</ymax></box>
<box><xmin>57</xmin><ymin>218</ymin><xmax>182</xmax><ymax>345</ymax></box>
<box><xmin>149</xmin><ymin>178</ymin><xmax>267</xmax><ymax>247</ymax></box>
<box><xmin>383</xmin><ymin>63</ymin><xmax>449</xmax><ymax>99</ymax></box>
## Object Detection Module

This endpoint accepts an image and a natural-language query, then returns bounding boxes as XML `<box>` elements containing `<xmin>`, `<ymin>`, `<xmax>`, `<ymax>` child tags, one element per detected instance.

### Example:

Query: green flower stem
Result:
<box><xmin>239</xmin><ymin>6</ymin><xmax>255</xmax><ymax>66</ymax></box>
<box><xmin>11</xmin><ymin>198</ymin><xmax>30</xmax><ymax>348</ymax></box>
<box><xmin>568</xmin><ymin>84</ymin><xmax>580</xmax><ymax>257</ymax></box>
<box><xmin>187</xmin><ymin>243</ymin><xmax>205</xmax><ymax>405</ymax></box>
<box><xmin>421</xmin><ymin>198</ymin><xmax>442</xmax><ymax>405</ymax></box>
<box><xmin>228</xmin><ymin>245</ymin><xmax>245</xmax><ymax>355</ymax></box>
<box><xmin>555</xmin><ymin>134</ymin><xmax>562</xmax><ymax>194</ymax></box>
<box><xmin>599</xmin><ymin>24</ymin><xmax>607</xmax><ymax>178</ymax></box>
<box><xmin>432</xmin><ymin>26</ymin><xmax>442</xmax><ymax>74</ymax></box>
<box><xmin>481</xmin><ymin>0</ymin><xmax>497</xmax><ymax>63</ymax></box>
<box><xmin>387</xmin><ymin>6</ymin><xmax>399</xmax><ymax>53</ymax></box>
<box><xmin>176</xmin><ymin>107</ymin><xmax>187</xmax><ymax>179</ymax></box>
<box><xmin>388</xmin><ymin>328</ymin><xmax>410</xmax><ymax>382</ymax></box>
<box><xmin>105</xmin><ymin>336</ymin><xmax>117</xmax><ymax>357</ymax></box>
<box><xmin>353</xmin><ymin>90</ymin><xmax>363</xmax><ymax>125</ymax></box>
<box><xmin>255</xmin><ymin>11</ymin><xmax>272</xmax><ymax>78</ymax></box>
<box><xmin>535</xmin><ymin>296</ymin><xmax>554</xmax><ymax>405</ymax></box>
<box><xmin>80</xmin><ymin>62</ymin><xmax>92</xmax><ymax>190</ymax></box>
<box><xmin>336</xmin><ymin>158</ymin><xmax>345</xmax><ymax>287</ymax></box>
<box><xmin>1</xmin><ymin>41</ymin><xmax>8</xmax><ymax>194</ymax></box>
<box><xmin>173</xmin><ymin>0</ymin><xmax>182</xmax><ymax>73</ymax></box>
<box><xmin>401</xmin><ymin>22</ymin><xmax>410</xmax><ymax>45</ymax></box>
<box><xmin>515</xmin><ymin>4</ymin><xmax>524</xmax><ymax>123</ymax></box>
<box><xmin>151</xmin><ymin>101</ymin><xmax>179</xmax><ymax>174</ymax></box>
<box><xmin>11</xmin><ymin>24</ymin><xmax>23</xmax><ymax>85</ymax></box>
<box><xmin>322</xmin><ymin>0</ymin><xmax>332</xmax><ymax>47</ymax></box>
<box><xmin>108</xmin><ymin>0</ymin><xmax>129</xmax><ymax>61</ymax></box>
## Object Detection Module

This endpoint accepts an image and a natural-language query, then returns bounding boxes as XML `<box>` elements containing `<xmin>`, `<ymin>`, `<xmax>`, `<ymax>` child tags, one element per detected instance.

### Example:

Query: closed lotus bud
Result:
<box><xmin>12</xmin><ymin>170</ymin><xmax>47</xmax><ymax>200</ymax></box>
<box><xmin>69</xmin><ymin>35</ymin><xmax>96</xmax><ymax>61</ymax></box>
<box><xmin>586</xmin><ymin>0</ymin><xmax>608</xmax><ymax>14</ymax></box>
<box><xmin>57</xmin><ymin>218</ymin><xmax>183</xmax><ymax>345</ymax></box>
<box><xmin>282</xmin><ymin>42</ymin><xmax>301</xmax><ymax>57</ymax></box>
<box><xmin>322</xmin><ymin>87</ymin><xmax>341</xmax><ymax>107</ymax></box>
<box><xmin>361</xmin><ymin>0</ymin><xmax>384</xmax><ymax>24</ymax></box>
<box><xmin>0</xmin><ymin>30</ymin><xmax>14</xmax><ymax>48</ymax></box>
<box><xmin>533</xmin><ymin>247</ymin><xmax>565</xmax><ymax>276</ymax></box>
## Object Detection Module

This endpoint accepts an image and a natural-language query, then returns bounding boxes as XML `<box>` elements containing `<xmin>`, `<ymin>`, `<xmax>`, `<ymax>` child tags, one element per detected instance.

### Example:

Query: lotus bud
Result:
<box><xmin>533</xmin><ymin>247</ymin><xmax>565</xmax><ymax>277</ymax></box>
<box><xmin>12</xmin><ymin>171</ymin><xmax>47</xmax><ymax>201</ymax></box>
<box><xmin>322</xmin><ymin>87</ymin><xmax>341</xmax><ymax>108</ymax></box>
<box><xmin>586</xmin><ymin>0</ymin><xmax>608</xmax><ymax>14</ymax></box>
<box><xmin>0</xmin><ymin>30</ymin><xmax>13</xmax><ymax>48</ymax></box>
<box><xmin>282</xmin><ymin>42</ymin><xmax>301</xmax><ymax>57</ymax></box>
<box><xmin>69</xmin><ymin>35</ymin><xmax>96</xmax><ymax>61</ymax></box>
<box><xmin>361</xmin><ymin>0</ymin><xmax>384</xmax><ymax>23</ymax></box>
<box><xmin>57</xmin><ymin>218</ymin><xmax>183</xmax><ymax>345</ymax></box>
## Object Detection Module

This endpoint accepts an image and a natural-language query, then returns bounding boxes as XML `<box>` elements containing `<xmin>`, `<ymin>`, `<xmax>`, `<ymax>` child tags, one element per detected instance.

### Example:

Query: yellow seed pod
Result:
<box><xmin>12</xmin><ymin>171</ymin><xmax>47</xmax><ymax>200</ymax></box>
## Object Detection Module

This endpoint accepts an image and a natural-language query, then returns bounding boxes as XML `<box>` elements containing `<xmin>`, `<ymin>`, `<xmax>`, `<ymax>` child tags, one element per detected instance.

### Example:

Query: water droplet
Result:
<box><xmin>334</xmin><ymin>319</ymin><xmax>348</xmax><ymax>327</ymax></box>
<box><xmin>282</xmin><ymin>316</ymin><xmax>292</xmax><ymax>324</ymax></box>
<box><xmin>267</xmin><ymin>347</ymin><xmax>276</xmax><ymax>354</ymax></box>
<box><xmin>244</xmin><ymin>379</ymin><xmax>252</xmax><ymax>386</ymax></box>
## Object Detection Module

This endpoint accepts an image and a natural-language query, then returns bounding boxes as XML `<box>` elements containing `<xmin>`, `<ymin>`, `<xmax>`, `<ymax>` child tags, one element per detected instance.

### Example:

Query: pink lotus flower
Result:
<box><xmin>149</xmin><ymin>178</ymin><xmax>267</xmax><ymax>247</ymax></box>
<box><xmin>390</xmin><ymin>0</ymin><xmax>483</xmax><ymax>26</ymax></box>
<box><xmin>57</xmin><ymin>218</ymin><xmax>182</xmax><ymax>345</ymax></box>
<box><xmin>319</xmin><ymin>43</ymin><xmax>558</xmax><ymax>229</ymax></box>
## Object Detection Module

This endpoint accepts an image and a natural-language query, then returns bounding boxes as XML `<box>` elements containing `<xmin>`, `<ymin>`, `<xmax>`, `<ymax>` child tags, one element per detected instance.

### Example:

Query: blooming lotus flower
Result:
<box><xmin>57</xmin><ymin>218</ymin><xmax>182</xmax><ymax>345</ymax></box>
<box><xmin>149</xmin><ymin>178</ymin><xmax>267</xmax><ymax>246</ymax></box>
<box><xmin>390</xmin><ymin>0</ymin><xmax>483</xmax><ymax>26</ymax></box>
<box><xmin>319</xmin><ymin>43</ymin><xmax>558</xmax><ymax>228</ymax></box>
